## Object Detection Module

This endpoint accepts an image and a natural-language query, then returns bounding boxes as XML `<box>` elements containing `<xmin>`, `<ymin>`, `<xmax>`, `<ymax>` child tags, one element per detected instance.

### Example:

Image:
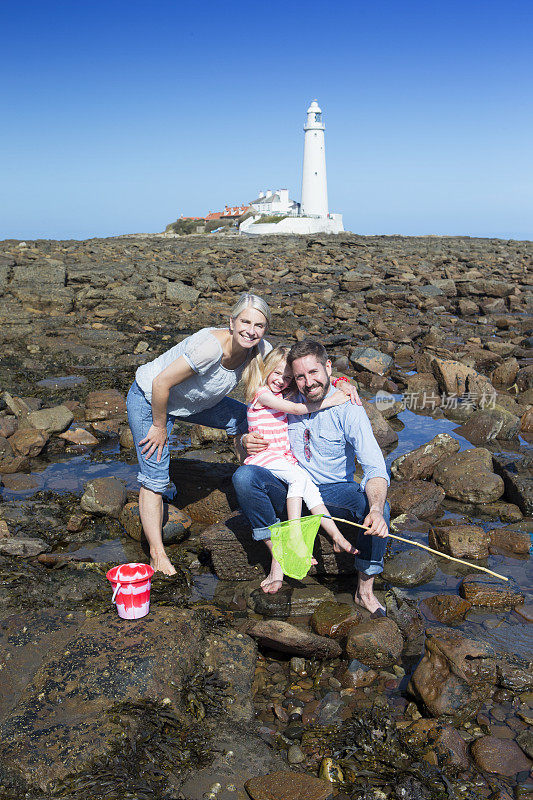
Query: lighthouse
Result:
<box><xmin>240</xmin><ymin>98</ymin><xmax>343</xmax><ymax>235</ymax></box>
<box><xmin>301</xmin><ymin>100</ymin><xmax>328</xmax><ymax>218</ymax></box>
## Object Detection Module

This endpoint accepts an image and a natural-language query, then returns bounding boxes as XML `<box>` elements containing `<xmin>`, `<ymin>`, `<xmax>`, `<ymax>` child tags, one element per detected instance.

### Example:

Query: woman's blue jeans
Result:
<box><xmin>232</xmin><ymin>464</ymin><xmax>389</xmax><ymax>576</ymax></box>
<box><xmin>127</xmin><ymin>381</ymin><xmax>247</xmax><ymax>493</ymax></box>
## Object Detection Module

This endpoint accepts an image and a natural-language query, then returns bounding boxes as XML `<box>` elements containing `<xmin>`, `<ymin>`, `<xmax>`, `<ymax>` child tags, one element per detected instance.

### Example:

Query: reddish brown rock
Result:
<box><xmin>488</xmin><ymin>526</ymin><xmax>531</xmax><ymax>554</ymax></box>
<box><xmin>245</xmin><ymin>771</ymin><xmax>334</xmax><ymax>800</ymax></box>
<box><xmin>391</xmin><ymin>433</ymin><xmax>460</xmax><ymax>481</ymax></box>
<box><xmin>434</xmin><ymin>724</ymin><xmax>470</xmax><ymax>768</ymax></box>
<box><xmin>387</xmin><ymin>480</ymin><xmax>445</xmax><ymax>518</ymax></box>
<box><xmin>310</xmin><ymin>601</ymin><xmax>362</xmax><ymax>639</ymax></box>
<box><xmin>431</xmin><ymin>358</ymin><xmax>477</xmax><ymax>396</ymax></box>
<box><xmin>421</xmin><ymin>595</ymin><xmax>472</xmax><ymax>623</ymax></box>
<box><xmin>492</xmin><ymin>358</ymin><xmax>520</xmax><ymax>388</ymax></box>
<box><xmin>460</xmin><ymin>576</ymin><xmax>524</xmax><ymax>610</ymax></box>
<box><xmin>336</xmin><ymin>661</ymin><xmax>378</xmax><ymax>689</ymax></box>
<box><xmin>408</xmin><ymin>627</ymin><xmax>497</xmax><ymax>720</ymax></box>
<box><xmin>471</xmin><ymin>736</ymin><xmax>532</xmax><ymax>776</ymax></box>
<box><xmin>345</xmin><ymin>618</ymin><xmax>404</xmax><ymax>668</ymax></box>
<box><xmin>58</xmin><ymin>428</ymin><xmax>98</xmax><ymax>446</ymax></box>
<box><xmin>433</xmin><ymin>447</ymin><xmax>504</xmax><ymax>504</ymax></box>
<box><xmin>514</xmin><ymin>604</ymin><xmax>533</xmax><ymax>623</ymax></box>
<box><xmin>429</xmin><ymin>522</ymin><xmax>490</xmax><ymax>559</ymax></box>
<box><xmin>84</xmin><ymin>389</ymin><xmax>127</xmax><ymax>421</ymax></box>
<box><xmin>521</xmin><ymin>406</ymin><xmax>533</xmax><ymax>432</ymax></box>
<box><xmin>405</xmin><ymin>373</ymin><xmax>441</xmax><ymax>411</ymax></box>
<box><xmin>8</xmin><ymin>428</ymin><xmax>48</xmax><ymax>458</ymax></box>
<box><xmin>0</xmin><ymin>473</ymin><xmax>39</xmax><ymax>492</ymax></box>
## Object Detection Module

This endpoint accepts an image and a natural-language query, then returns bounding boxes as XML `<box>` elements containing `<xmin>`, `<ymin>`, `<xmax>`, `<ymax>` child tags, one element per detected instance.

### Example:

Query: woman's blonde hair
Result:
<box><xmin>244</xmin><ymin>345</ymin><xmax>291</xmax><ymax>403</ymax></box>
<box><xmin>232</xmin><ymin>293</ymin><xmax>272</xmax><ymax>400</ymax></box>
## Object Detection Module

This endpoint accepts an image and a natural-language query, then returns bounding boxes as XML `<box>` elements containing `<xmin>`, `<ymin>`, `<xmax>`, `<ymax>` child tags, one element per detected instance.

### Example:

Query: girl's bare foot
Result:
<box><xmin>331</xmin><ymin>532</ymin><xmax>359</xmax><ymax>555</ymax></box>
<box><xmin>150</xmin><ymin>551</ymin><xmax>177</xmax><ymax>576</ymax></box>
<box><xmin>261</xmin><ymin>559</ymin><xmax>284</xmax><ymax>593</ymax></box>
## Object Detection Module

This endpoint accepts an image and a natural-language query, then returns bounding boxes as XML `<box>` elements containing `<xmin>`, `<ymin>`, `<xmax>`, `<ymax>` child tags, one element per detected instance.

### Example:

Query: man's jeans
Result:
<box><xmin>232</xmin><ymin>465</ymin><xmax>390</xmax><ymax>577</ymax></box>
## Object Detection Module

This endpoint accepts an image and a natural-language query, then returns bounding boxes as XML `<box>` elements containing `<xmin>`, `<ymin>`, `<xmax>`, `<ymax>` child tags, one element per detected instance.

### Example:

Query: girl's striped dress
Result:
<box><xmin>244</xmin><ymin>389</ymin><xmax>298</xmax><ymax>467</ymax></box>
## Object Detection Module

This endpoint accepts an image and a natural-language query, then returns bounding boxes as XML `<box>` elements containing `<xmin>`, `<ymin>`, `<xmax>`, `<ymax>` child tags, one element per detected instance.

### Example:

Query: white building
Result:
<box><xmin>249</xmin><ymin>189</ymin><xmax>299</xmax><ymax>216</ymax></box>
<box><xmin>241</xmin><ymin>100</ymin><xmax>343</xmax><ymax>236</ymax></box>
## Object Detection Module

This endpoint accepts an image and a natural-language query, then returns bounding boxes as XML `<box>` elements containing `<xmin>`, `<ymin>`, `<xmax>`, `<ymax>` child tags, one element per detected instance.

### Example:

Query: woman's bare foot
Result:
<box><xmin>331</xmin><ymin>531</ymin><xmax>359</xmax><ymax>555</ymax></box>
<box><xmin>150</xmin><ymin>550</ymin><xmax>177</xmax><ymax>576</ymax></box>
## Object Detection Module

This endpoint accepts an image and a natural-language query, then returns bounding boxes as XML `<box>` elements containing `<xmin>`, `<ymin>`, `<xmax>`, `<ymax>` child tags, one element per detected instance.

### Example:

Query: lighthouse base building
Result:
<box><xmin>241</xmin><ymin>100</ymin><xmax>344</xmax><ymax>236</ymax></box>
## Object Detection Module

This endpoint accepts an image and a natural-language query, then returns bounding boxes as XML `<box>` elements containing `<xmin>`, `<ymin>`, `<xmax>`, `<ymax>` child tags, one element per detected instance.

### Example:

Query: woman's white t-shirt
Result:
<box><xmin>135</xmin><ymin>327</ymin><xmax>272</xmax><ymax>417</ymax></box>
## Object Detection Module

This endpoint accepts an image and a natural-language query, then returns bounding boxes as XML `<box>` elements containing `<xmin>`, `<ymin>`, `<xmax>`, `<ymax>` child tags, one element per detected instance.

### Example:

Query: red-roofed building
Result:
<box><xmin>204</xmin><ymin>204</ymin><xmax>251</xmax><ymax>221</ymax></box>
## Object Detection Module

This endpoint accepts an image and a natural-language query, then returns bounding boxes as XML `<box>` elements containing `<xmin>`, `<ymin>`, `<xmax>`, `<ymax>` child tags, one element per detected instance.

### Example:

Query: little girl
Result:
<box><xmin>244</xmin><ymin>346</ymin><xmax>358</xmax><ymax>592</ymax></box>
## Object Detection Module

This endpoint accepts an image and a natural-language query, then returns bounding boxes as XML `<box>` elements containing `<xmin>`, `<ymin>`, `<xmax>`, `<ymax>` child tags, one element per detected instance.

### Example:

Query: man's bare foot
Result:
<box><xmin>354</xmin><ymin>590</ymin><xmax>385</xmax><ymax>615</ymax></box>
<box><xmin>331</xmin><ymin>532</ymin><xmax>359</xmax><ymax>555</ymax></box>
<box><xmin>150</xmin><ymin>552</ymin><xmax>177</xmax><ymax>576</ymax></box>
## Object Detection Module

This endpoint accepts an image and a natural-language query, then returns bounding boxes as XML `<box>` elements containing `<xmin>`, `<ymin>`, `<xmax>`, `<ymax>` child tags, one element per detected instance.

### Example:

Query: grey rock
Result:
<box><xmin>382</xmin><ymin>548</ymin><xmax>437</xmax><ymax>587</ymax></box>
<box><xmin>26</xmin><ymin>404</ymin><xmax>74</xmax><ymax>435</ymax></box>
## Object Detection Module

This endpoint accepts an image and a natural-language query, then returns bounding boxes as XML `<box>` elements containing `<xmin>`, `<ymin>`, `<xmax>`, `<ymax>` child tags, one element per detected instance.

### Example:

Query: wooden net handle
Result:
<box><xmin>327</xmin><ymin>516</ymin><xmax>508</xmax><ymax>582</ymax></box>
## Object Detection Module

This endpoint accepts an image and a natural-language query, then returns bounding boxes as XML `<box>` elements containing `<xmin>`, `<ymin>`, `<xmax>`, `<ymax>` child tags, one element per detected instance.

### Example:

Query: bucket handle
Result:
<box><xmin>111</xmin><ymin>582</ymin><xmax>121</xmax><ymax>604</ymax></box>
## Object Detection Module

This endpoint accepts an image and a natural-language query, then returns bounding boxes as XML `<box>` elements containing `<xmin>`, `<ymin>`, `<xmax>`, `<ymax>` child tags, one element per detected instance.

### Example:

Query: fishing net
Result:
<box><xmin>268</xmin><ymin>514</ymin><xmax>323</xmax><ymax>580</ymax></box>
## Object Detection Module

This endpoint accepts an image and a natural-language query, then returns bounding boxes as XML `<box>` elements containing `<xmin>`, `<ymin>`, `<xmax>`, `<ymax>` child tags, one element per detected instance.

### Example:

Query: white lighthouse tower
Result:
<box><xmin>301</xmin><ymin>100</ymin><xmax>328</xmax><ymax>218</ymax></box>
<box><xmin>240</xmin><ymin>98</ymin><xmax>343</xmax><ymax>235</ymax></box>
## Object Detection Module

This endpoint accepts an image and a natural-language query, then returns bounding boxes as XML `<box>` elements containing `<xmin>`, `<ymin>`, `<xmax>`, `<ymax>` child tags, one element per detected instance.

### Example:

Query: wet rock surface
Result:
<box><xmin>0</xmin><ymin>232</ymin><xmax>531</xmax><ymax>798</ymax></box>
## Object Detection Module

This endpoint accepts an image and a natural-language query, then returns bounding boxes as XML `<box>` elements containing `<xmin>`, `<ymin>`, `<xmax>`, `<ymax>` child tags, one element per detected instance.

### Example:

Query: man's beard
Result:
<box><xmin>302</xmin><ymin>375</ymin><xmax>331</xmax><ymax>403</ymax></box>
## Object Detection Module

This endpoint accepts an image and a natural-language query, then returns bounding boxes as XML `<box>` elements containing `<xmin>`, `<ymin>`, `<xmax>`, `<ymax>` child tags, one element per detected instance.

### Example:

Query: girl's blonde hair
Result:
<box><xmin>232</xmin><ymin>293</ymin><xmax>272</xmax><ymax>401</ymax></box>
<box><xmin>244</xmin><ymin>345</ymin><xmax>291</xmax><ymax>403</ymax></box>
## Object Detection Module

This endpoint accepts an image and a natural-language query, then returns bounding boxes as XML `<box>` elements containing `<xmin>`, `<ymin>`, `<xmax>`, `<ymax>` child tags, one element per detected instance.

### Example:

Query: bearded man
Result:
<box><xmin>234</xmin><ymin>339</ymin><xmax>390</xmax><ymax>615</ymax></box>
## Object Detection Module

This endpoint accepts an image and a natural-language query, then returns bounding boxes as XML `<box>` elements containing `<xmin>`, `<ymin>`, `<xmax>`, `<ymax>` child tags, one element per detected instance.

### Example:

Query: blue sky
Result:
<box><xmin>1</xmin><ymin>0</ymin><xmax>532</xmax><ymax>240</ymax></box>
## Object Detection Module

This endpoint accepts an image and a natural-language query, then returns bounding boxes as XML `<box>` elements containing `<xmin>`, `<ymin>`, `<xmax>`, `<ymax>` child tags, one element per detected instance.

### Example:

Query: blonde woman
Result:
<box><xmin>127</xmin><ymin>293</ymin><xmax>272</xmax><ymax>575</ymax></box>
<box><xmin>243</xmin><ymin>346</ymin><xmax>358</xmax><ymax>592</ymax></box>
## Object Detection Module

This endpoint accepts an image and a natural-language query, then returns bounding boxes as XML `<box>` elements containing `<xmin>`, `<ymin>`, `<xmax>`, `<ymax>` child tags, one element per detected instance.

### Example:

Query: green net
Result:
<box><xmin>268</xmin><ymin>514</ymin><xmax>323</xmax><ymax>580</ymax></box>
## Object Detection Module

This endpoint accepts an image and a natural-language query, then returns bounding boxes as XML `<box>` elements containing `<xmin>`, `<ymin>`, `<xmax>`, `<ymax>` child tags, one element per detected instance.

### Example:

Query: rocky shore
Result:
<box><xmin>0</xmin><ymin>232</ymin><xmax>531</xmax><ymax>799</ymax></box>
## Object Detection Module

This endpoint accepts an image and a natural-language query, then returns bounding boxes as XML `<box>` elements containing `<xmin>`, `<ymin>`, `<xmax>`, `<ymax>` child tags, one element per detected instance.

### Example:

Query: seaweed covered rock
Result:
<box><xmin>0</xmin><ymin>607</ymin><xmax>258</xmax><ymax>792</ymax></box>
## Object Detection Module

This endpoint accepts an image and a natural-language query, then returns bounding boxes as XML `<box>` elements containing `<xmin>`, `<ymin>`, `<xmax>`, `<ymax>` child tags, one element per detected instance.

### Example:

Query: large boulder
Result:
<box><xmin>0</xmin><ymin>607</ymin><xmax>258</xmax><ymax>791</ymax></box>
<box><xmin>345</xmin><ymin>617</ymin><xmax>404</xmax><ymax>668</ymax></box>
<box><xmin>428</xmin><ymin>521</ymin><xmax>490</xmax><ymax>559</ymax></box>
<box><xmin>80</xmin><ymin>477</ymin><xmax>127</xmax><ymax>518</ymax></box>
<box><xmin>454</xmin><ymin>407</ymin><xmax>521</xmax><ymax>444</ymax></box>
<box><xmin>382</xmin><ymin>548</ymin><xmax>437</xmax><ymax>586</ymax></box>
<box><xmin>408</xmin><ymin>627</ymin><xmax>497</xmax><ymax>721</ymax></box>
<box><xmin>26</xmin><ymin>404</ymin><xmax>74</xmax><ymax>435</ymax></box>
<box><xmin>433</xmin><ymin>448</ymin><xmax>504</xmax><ymax>503</ymax></box>
<box><xmin>391</xmin><ymin>432</ymin><xmax>460</xmax><ymax>481</ymax></box>
<box><xmin>387</xmin><ymin>480</ymin><xmax>445</xmax><ymax>518</ymax></box>
<box><xmin>200</xmin><ymin>513</ymin><xmax>359</xmax><ymax>581</ymax></box>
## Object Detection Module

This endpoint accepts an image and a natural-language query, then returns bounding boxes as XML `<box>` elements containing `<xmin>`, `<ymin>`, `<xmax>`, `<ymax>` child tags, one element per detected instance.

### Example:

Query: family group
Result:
<box><xmin>126</xmin><ymin>293</ymin><xmax>390</xmax><ymax>615</ymax></box>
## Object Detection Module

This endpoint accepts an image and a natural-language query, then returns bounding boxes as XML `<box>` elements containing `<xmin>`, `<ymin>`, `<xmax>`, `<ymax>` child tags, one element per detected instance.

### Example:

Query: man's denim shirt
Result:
<box><xmin>287</xmin><ymin>388</ymin><xmax>390</xmax><ymax>490</ymax></box>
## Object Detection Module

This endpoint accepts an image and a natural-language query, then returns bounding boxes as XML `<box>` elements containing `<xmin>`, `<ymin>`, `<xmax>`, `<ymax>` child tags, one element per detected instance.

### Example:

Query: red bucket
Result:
<box><xmin>106</xmin><ymin>562</ymin><xmax>154</xmax><ymax>619</ymax></box>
